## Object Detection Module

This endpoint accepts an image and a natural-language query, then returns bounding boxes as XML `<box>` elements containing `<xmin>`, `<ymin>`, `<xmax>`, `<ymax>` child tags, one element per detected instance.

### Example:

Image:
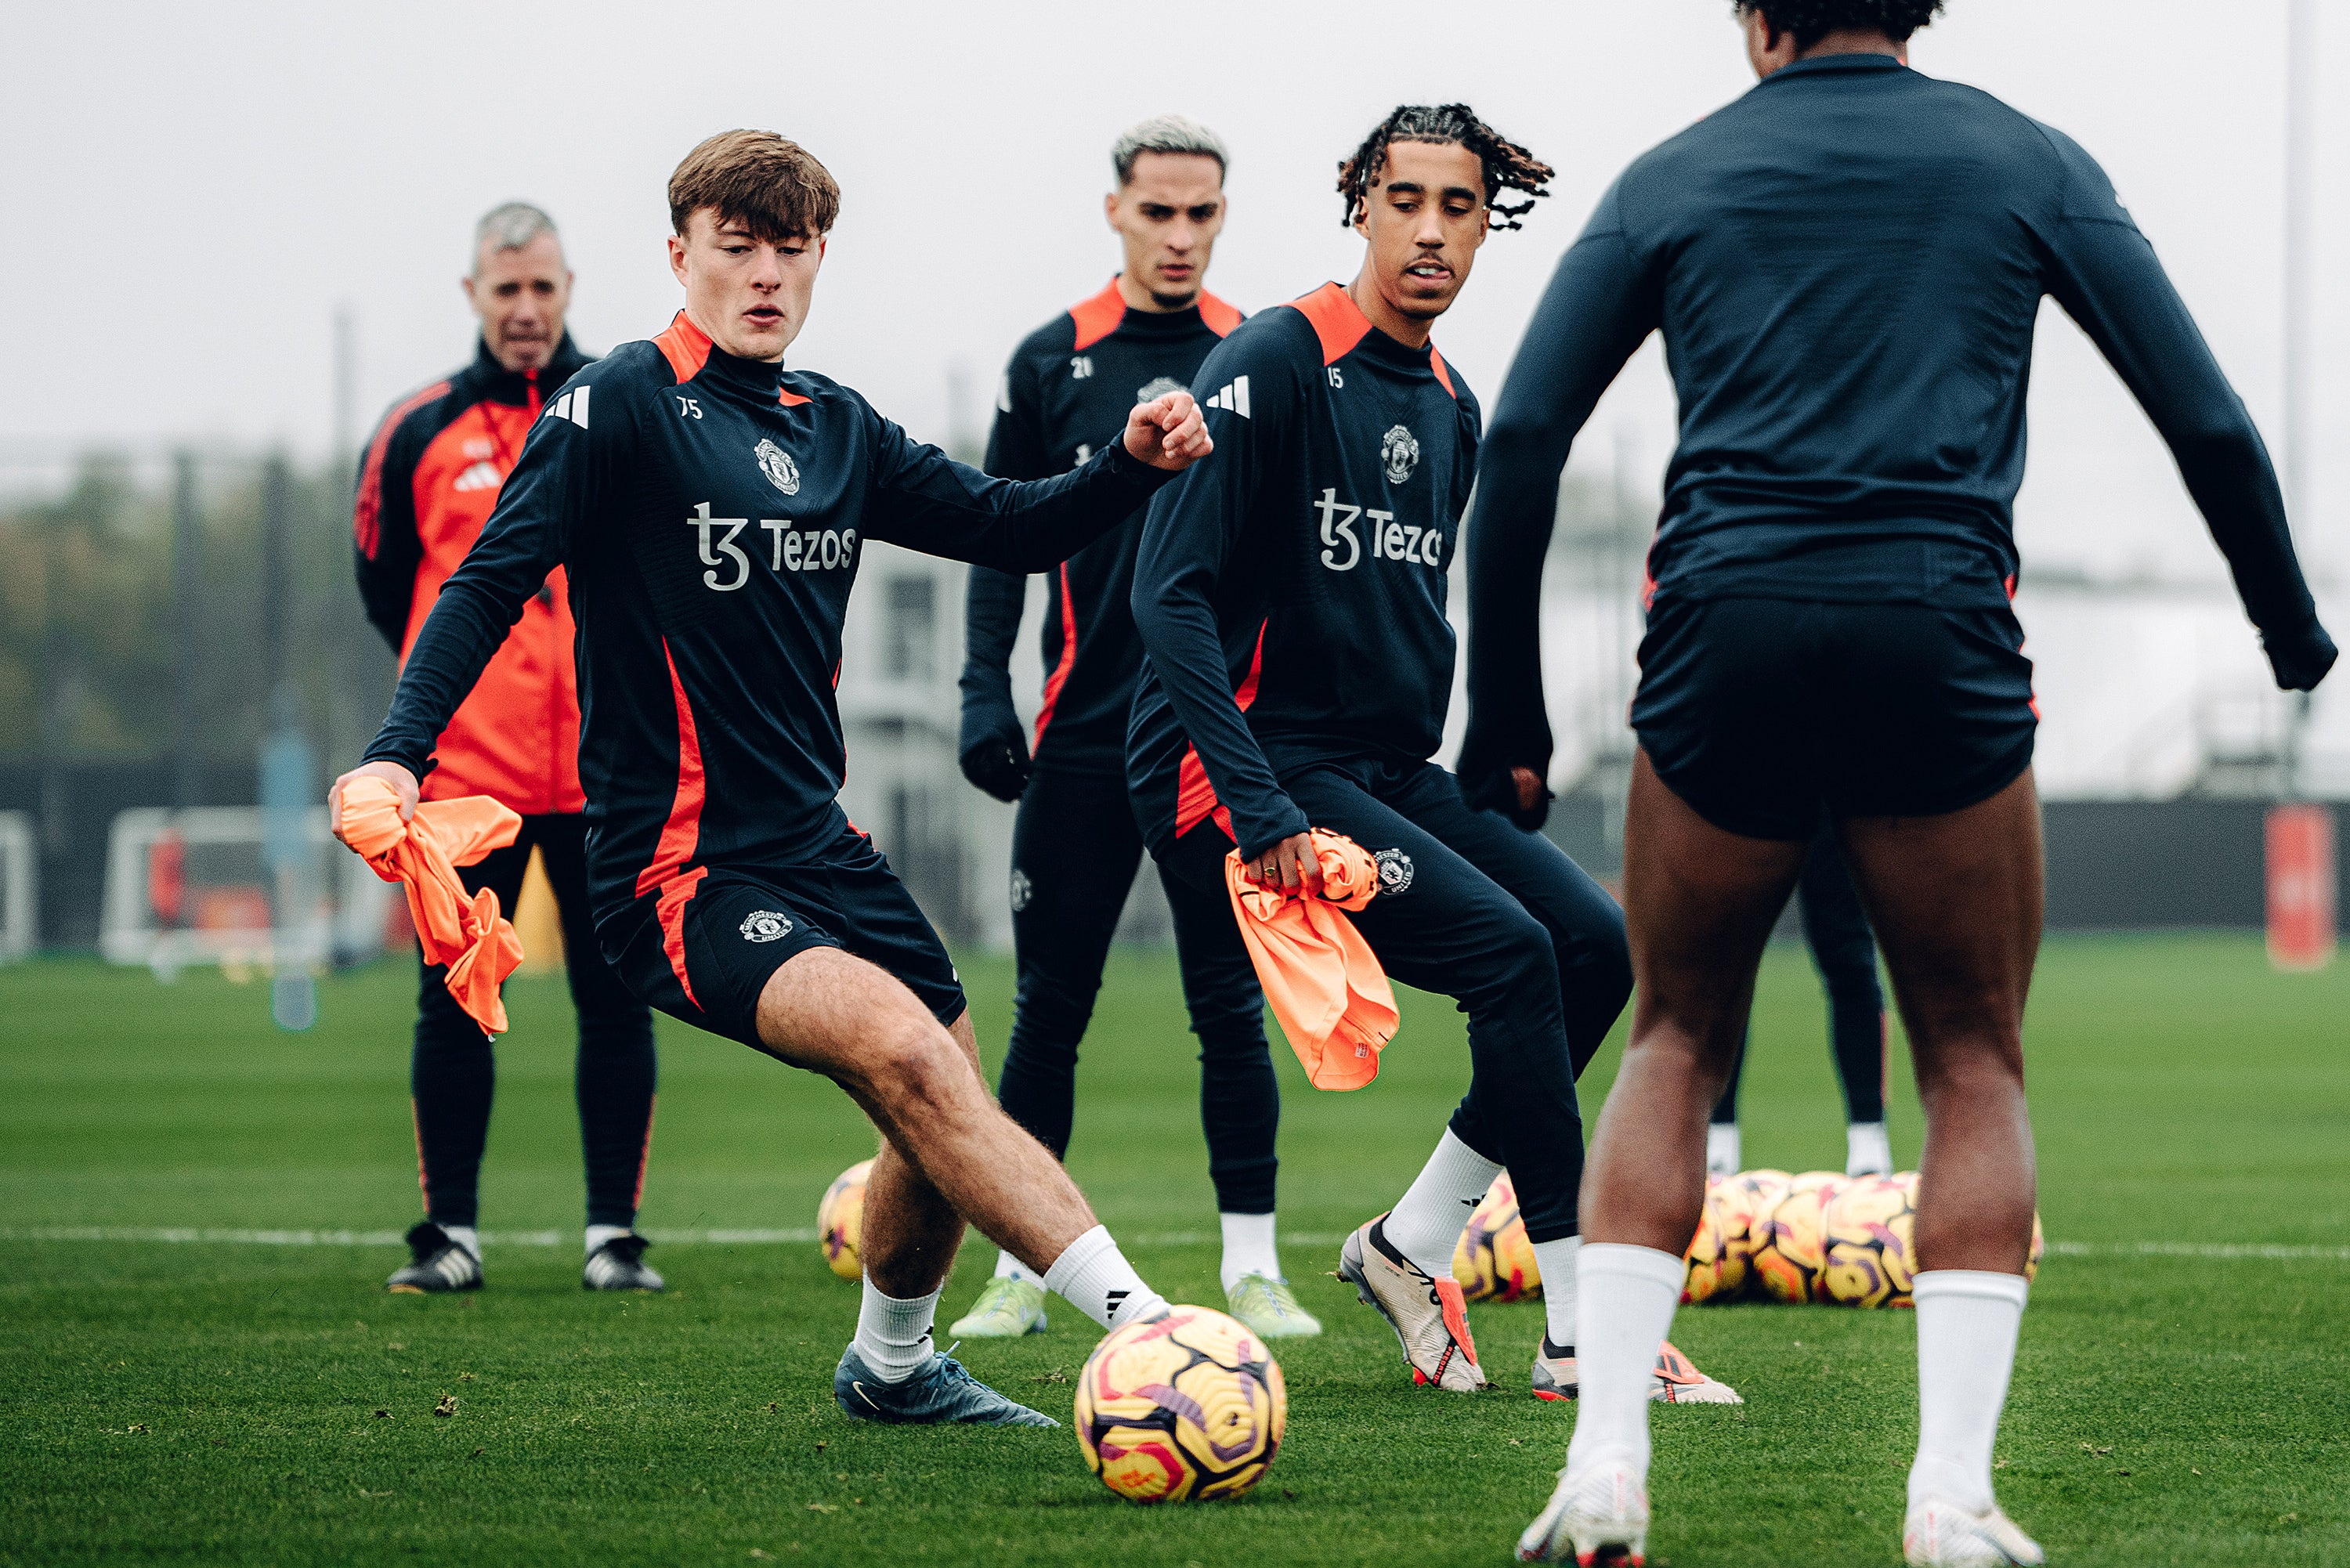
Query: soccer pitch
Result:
<box><xmin>4</xmin><ymin>936</ymin><xmax>2345</xmax><ymax>1566</ymax></box>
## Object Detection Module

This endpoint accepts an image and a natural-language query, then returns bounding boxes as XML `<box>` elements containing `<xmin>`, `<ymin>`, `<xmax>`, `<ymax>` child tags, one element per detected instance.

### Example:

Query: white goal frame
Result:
<box><xmin>99</xmin><ymin>806</ymin><xmax>392</xmax><ymax>970</ymax></box>
<box><xmin>0</xmin><ymin>810</ymin><xmax>34</xmax><ymax>960</ymax></box>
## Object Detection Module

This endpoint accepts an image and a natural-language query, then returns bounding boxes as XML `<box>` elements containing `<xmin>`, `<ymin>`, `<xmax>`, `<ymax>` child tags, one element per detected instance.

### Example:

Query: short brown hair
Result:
<box><xmin>667</xmin><ymin>129</ymin><xmax>841</xmax><ymax>243</ymax></box>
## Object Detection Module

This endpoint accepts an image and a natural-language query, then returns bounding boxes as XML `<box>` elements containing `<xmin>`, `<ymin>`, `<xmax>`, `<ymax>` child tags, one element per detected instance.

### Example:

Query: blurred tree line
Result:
<box><xmin>0</xmin><ymin>451</ymin><xmax>395</xmax><ymax>778</ymax></box>
<box><xmin>0</xmin><ymin>451</ymin><xmax>396</xmax><ymax>945</ymax></box>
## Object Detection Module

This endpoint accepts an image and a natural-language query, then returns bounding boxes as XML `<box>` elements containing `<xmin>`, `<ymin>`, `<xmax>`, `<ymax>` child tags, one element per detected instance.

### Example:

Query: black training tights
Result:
<box><xmin>410</xmin><ymin>813</ymin><xmax>658</xmax><ymax>1230</ymax></box>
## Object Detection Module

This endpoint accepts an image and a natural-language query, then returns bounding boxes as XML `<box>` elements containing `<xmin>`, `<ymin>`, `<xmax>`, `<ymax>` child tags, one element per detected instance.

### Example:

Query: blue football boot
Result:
<box><xmin>832</xmin><ymin>1345</ymin><xmax>1059</xmax><ymax>1427</ymax></box>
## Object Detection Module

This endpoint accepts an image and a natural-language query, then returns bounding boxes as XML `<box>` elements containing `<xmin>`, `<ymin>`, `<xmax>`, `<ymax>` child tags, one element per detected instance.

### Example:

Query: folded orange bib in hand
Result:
<box><xmin>338</xmin><ymin>776</ymin><xmax>526</xmax><ymax>1036</ymax></box>
<box><xmin>1224</xmin><ymin>830</ymin><xmax>1398</xmax><ymax>1090</ymax></box>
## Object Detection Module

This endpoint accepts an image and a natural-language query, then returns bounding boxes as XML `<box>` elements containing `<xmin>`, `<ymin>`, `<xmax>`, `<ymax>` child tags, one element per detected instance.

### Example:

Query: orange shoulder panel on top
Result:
<box><xmin>1198</xmin><ymin>291</ymin><xmax>1243</xmax><ymax>338</ymax></box>
<box><xmin>654</xmin><ymin>312</ymin><xmax>716</xmax><ymax>382</ymax></box>
<box><xmin>778</xmin><ymin>385</ymin><xmax>812</xmax><ymax>407</ymax></box>
<box><xmin>1287</xmin><ymin>283</ymin><xmax>1372</xmax><ymax>366</ymax></box>
<box><xmin>353</xmin><ymin>379</ymin><xmax>451</xmax><ymax>557</ymax></box>
<box><xmin>1428</xmin><ymin>345</ymin><xmax>1456</xmax><ymax>398</ymax></box>
<box><xmin>1068</xmin><ymin>279</ymin><xmax>1129</xmax><ymax>352</ymax></box>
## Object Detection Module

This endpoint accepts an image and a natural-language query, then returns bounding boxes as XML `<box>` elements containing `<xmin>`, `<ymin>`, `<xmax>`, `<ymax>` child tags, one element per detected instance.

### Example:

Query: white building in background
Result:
<box><xmin>837</xmin><ymin>541</ymin><xmax>1172</xmax><ymax>955</ymax></box>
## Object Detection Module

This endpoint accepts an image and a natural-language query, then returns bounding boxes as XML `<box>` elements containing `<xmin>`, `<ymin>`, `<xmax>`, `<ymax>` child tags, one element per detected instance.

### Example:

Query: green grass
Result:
<box><xmin>2</xmin><ymin>936</ymin><xmax>2345</xmax><ymax>1565</ymax></box>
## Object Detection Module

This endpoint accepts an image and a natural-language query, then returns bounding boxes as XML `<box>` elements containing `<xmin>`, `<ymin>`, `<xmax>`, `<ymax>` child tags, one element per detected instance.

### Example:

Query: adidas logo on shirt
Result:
<box><xmin>1206</xmin><ymin>375</ymin><xmax>1251</xmax><ymax>417</ymax></box>
<box><xmin>451</xmin><ymin>461</ymin><xmax>501</xmax><ymax>493</ymax></box>
<box><xmin>543</xmin><ymin>385</ymin><xmax>591</xmax><ymax>428</ymax></box>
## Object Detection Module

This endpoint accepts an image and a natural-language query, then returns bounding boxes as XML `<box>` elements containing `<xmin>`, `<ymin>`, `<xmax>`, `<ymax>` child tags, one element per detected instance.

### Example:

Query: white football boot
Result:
<box><xmin>1903</xmin><ymin>1498</ymin><xmax>2044</xmax><ymax>1566</ymax></box>
<box><xmin>1531</xmin><ymin>1341</ymin><xmax>1743</xmax><ymax>1405</ymax></box>
<box><xmin>1517</xmin><ymin>1461</ymin><xmax>1650</xmax><ymax>1564</ymax></box>
<box><xmin>1337</xmin><ymin>1216</ymin><xmax>1488</xmax><ymax>1390</ymax></box>
<box><xmin>1648</xmin><ymin>1342</ymin><xmax>1743</xmax><ymax>1404</ymax></box>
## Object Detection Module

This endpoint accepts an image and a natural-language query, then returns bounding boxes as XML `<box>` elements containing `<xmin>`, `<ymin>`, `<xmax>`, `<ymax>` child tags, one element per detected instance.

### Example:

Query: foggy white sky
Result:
<box><xmin>5</xmin><ymin>0</ymin><xmax>2345</xmax><ymax>588</ymax></box>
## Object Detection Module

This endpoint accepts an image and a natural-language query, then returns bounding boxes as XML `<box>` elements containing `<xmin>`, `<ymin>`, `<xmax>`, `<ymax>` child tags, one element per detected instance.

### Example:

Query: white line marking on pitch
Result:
<box><xmin>4</xmin><ymin>1230</ymin><xmax>2343</xmax><ymax>1263</ymax></box>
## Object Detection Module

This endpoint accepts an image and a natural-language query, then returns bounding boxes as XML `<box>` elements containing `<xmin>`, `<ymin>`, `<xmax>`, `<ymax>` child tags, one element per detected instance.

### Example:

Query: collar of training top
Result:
<box><xmin>469</xmin><ymin>331</ymin><xmax>588</xmax><ymax>404</ymax></box>
<box><xmin>654</xmin><ymin>310</ymin><xmax>794</xmax><ymax>401</ymax></box>
<box><xmin>1759</xmin><ymin>52</ymin><xmax>1912</xmax><ymax>89</ymax></box>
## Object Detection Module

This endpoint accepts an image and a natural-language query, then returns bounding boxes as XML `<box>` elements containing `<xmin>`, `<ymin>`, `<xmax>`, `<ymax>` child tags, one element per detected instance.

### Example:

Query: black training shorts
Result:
<box><xmin>602</xmin><ymin>827</ymin><xmax>967</xmax><ymax>1050</ymax></box>
<box><xmin>1631</xmin><ymin>595</ymin><xmax>2037</xmax><ymax>841</ymax></box>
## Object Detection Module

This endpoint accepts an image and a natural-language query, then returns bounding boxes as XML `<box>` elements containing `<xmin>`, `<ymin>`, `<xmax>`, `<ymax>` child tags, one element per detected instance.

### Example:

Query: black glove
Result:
<box><xmin>958</xmin><ymin>712</ymin><xmax>1033</xmax><ymax>803</ymax></box>
<box><xmin>2265</xmin><ymin>620</ymin><xmax>2339</xmax><ymax>692</ymax></box>
<box><xmin>1460</xmin><ymin>765</ymin><xmax>1552</xmax><ymax>833</ymax></box>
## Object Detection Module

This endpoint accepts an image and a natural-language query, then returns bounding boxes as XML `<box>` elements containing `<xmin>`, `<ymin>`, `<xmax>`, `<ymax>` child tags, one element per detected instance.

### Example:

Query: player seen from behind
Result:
<box><xmin>1466</xmin><ymin>4</ymin><xmax>2336</xmax><ymax>1562</ymax></box>
<box><xmin>1127</xmin><ymin>104</ymin><xmax>1734</xmax><ymax>1405</ymax></box>
<box><xmin>950</xmin><ymin>116</ymin><xmax>1314</xmax><ymax>1344</ymax></box>
<box><xmin>352</xmin><ymin>202</ymin><xmax>662</xmax><ymax>1295</ymax></box>
<box><xmin>331</xmin><ymin>130</ymin><xmax>1213</xmax><ymax>1429</ymax></box>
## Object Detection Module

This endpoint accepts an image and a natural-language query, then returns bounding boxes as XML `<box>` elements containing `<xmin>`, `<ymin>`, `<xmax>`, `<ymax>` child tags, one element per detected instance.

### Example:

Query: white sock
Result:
<box><xmin>1565</xmin><ymin>1244</ymin><xmax>1686</xmax><ymax>1479</ymax></box>
<box><xmin>584</xmin><ymin>1223</ymin><xmax>630</xmax><ymax>1257</ymax></box>
<box><xmin>439</xmin><ymin>1223</ymin><xmax>480</xmax><ymax>1262</ymax></box>
<box><xmin>1042</xmin><ymin>1224</ymin><xmax>1167</xmax><ymax>1330</ymax></box>
<box><xmin>992</xmin><ymin>1248</ymin><xmax>1041</xmax><ymax>1286</ymax></box>
<box><xmin>1219</xmin><ymin>1212</ymin><xmax>1281</xmax><ymax>1294</ymax></box>
<box><xmin>1910</xmin><ymin>1270</ymin><xmax>2029</xmax><ymax>1513</ymax></box>
<box><xmin>851</xmin><ymin>1278</ymin><xmax>942</xmax><ymax>1384</ymax></box>
<box><xmin>1531</xmin><ymin>1235</ymin><xmax>1582</xmax><ymax>1350</ymax></box>
<box><xmin>1383</xmin><ymin>1129</ymin><xmax>1502</xmax><ymax>1279</ymax></box>
<box><xmin>1846</xmin><ymin>1121</ymin><xmax>1893</xmax><ymax>1177</ymax></box>
<box><xmin>1706</xmin><ymin>1122</ymin><xmax>1741</xmax><ymax>1176</ymax></box>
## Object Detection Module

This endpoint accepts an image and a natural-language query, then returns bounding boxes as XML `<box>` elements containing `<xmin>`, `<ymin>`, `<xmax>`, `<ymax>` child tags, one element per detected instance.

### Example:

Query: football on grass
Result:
<box><xmin>817</xmin><ymin>1158</ymin><xmax>872</xmax><ymax>1281</ymax></box>
<box><xmin>1453</xmin><ymin>1172</ymin><xmax>1542</xmax><ymax>1302</ymax></box>
<box><xmin>1075</xmin><ymin>1305</ymin><xmax>1286</xmax><ymax>1504</ymax></box>
<box><xmin>1820</xmin><ymin>1172</ymin><xmax>1918</xmax><ymax>1307</ymax></box>
<box><xmin>1684</xmin><ymin>1168</ymin><xmax>1790</xmax><ymax>1304</ymax></box>
<box><xmin>1755</xmin><ymin>1170</ymin><xmax>1846</xmax><ymax>1303</ymax></box>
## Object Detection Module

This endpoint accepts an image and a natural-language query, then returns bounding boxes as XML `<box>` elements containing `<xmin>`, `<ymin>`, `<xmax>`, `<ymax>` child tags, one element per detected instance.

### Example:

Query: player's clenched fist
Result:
<box><xmin>327</xmin><ymin>760</ymin><xmax>421</xmax><ymax>849</ymax></box>
<box><xmin>1121</xmin><ymin>390</ymin><xmax>1212</xmax><ymax>471</ymax></box>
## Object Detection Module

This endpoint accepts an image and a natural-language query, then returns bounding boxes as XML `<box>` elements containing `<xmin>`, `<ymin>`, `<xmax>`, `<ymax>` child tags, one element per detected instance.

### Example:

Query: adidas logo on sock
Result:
<box><xmin>1206</xmin><ymin>376</ymin><xmax>1250</xmax><ymax>417</ymax></box>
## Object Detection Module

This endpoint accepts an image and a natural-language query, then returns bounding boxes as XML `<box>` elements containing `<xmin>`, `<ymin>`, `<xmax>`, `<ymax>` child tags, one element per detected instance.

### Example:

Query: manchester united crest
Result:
<box><xmin>1381</xmin><ymin>425</ymin><xmax>1421</xmax><ymax>485</ymax></box>
<box><xmin>739</xmin><ymin>909</ymin><xmax>794</xmax><ymax>943</ymax></box>
<box><xmin>755</xmin><ymin>438</ymin><xmax>801</xmax><ymax>496</ymax></box>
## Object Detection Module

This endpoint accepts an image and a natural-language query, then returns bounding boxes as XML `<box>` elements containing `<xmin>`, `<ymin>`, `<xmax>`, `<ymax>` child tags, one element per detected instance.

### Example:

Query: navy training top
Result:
<box><xmin>361</xmin><ymin>309</ymin><xmax>1174</xmax><ymax>932</ymax></box>
<box><xmin>1462</xmin><ymin>53</ymin><xmax>2331</xmax><ymax>786</ymax></box>
<box><xmin>1128</xmin><ymin>282</ymin><xmax>1479</xmax><ymax>860</ymax></box>
<box><xmin>960</xmin><ymin>280</ymin><xmax>1241</xmax><ymax>778</ymax></box>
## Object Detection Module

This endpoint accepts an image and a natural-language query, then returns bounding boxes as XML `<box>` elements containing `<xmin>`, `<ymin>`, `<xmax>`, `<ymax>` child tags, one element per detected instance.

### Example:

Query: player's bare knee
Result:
<box><xmin>860</xmin><ymin>1017</ymin><xmax>972</xmax><ymax>1119</ymax></box>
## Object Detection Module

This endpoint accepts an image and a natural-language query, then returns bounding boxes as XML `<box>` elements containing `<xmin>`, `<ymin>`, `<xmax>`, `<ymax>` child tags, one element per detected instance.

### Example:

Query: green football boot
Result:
<box><xmin>1224</xmin><ymin>1272</ymin><xmax>1323</xmax><ymax>1339</ymax></box>
<box><xmin>947</xmin><ymin>1275</ymin><xmax>1049</xmax><ymax>1339</ymax></box>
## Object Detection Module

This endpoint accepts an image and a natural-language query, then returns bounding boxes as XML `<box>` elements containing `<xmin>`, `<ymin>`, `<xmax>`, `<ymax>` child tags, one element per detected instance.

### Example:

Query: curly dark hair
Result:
<box><xmin>1336</xmin><ymin>104</ymin><xmax>1554</xmax><ymax>232</ymax></box>
<box><xmin>1735</xmin><ymin>0</ymin><xmax>1946</xmax><ymax>47</ymax></box>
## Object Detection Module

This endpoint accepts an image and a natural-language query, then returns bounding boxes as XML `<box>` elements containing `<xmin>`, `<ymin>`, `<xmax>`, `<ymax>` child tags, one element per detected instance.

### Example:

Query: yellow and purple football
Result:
<box><xmin>1755</xmin><ymin>1170</ymin><xmax>1846</xmax><ymax>1304</ymax></box>
<box><xmin>1820</xmin><ymin>1172</ymin><xmax>1918</xmax><ymax>1307</ymax></box>
<box><xmin>817</xmin><ymin>1158</ymin><xmax>873</xmax><ymax>1281</ymax></box>
<box><xmin>1453</xmin><ymin>1172</ymin><xmax>1542</xmax><ymax>1302</ymax></box>
<box><xmin>1075</xmin><ymin>1305</ymin><xmax>1286</xmax><ymax>1505</ymax></box>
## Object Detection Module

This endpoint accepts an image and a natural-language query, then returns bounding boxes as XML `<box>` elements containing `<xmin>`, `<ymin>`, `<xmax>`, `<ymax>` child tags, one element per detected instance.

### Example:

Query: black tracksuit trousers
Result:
<box><xmin>410</xmin><ymin>813</ymin><xmax>659</xmax><ymax>1230</ymax></box>
<box><xmin>1156</xmin><ymin>758</ymin><xmax>1632</xmax><ymax>1244</ymax></box>
<box><xmin>998</xmin><ymin>766</ymin><xmax>1281</xmax><ymax>1213</ymax></box>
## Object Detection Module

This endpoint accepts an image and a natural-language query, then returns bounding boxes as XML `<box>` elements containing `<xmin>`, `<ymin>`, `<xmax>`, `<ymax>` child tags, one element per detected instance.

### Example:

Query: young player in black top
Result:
<box><xmin>1471</xmin><ymin>8</ymin><xmax>2335</xmax><ymax>1562</ymax></box>
<box><xmin>331</xmin><ymin>130</ymin><xmax>1213</xmax><ymax>1431</ymax></box>
<box><xmin>949</xmin><ymin>117</ymin><xmax>1314</xmax><ymax>1343</ymax></box>
<box><xmin>1130</xmin><ymin>105</ymin><xmax>1733</xmax><ymax>1406</ymax></box>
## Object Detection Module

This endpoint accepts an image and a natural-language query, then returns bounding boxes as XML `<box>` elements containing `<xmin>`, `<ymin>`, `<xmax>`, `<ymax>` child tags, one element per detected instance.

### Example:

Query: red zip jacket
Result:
<box><xmin>353</xmin><ymin>334</ymin><xmax>594</xmax><ymax>813</ymax></box>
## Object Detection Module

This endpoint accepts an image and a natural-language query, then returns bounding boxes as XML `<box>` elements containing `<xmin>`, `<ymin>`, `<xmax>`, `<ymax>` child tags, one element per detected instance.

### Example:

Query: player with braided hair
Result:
<box><xmin>1130</xmin><ymin>104</ymin><xmax>1736</xmax><ymax>1409</ymax></box>
<box><xmin>1335</xmin><ymin>103</ymin><xmax>1554</xmax><ymax>233</ymax></box>
<box><xmin>1481</xmin><ymin>4</ymin><xmax>2331</xmax><ymax>1563</ymax></box>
